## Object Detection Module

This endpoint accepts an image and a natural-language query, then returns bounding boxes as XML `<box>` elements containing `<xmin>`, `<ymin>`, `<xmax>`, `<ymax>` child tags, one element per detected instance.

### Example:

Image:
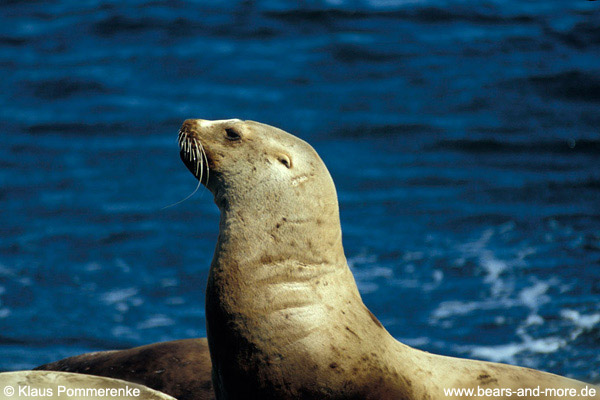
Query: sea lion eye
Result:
<box><xmin>278</xmin><ymin>154</ymin><xmax>292</xmax><ymax>169</ymax></box>
<box><xmin>225</xmin><ymin>128</ymin><xmax>241</xmax><ymax>141</ymax></box>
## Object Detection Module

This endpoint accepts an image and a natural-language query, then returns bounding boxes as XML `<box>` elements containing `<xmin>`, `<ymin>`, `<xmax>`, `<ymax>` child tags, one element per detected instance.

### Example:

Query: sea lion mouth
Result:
<box><xmin>178</xmin><ymin>125</ymin><xmax>210</xmax><ymax>186</ymax></box>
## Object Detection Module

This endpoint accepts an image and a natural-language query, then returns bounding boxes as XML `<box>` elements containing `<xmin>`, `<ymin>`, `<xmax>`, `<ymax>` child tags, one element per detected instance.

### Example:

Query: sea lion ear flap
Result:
<box><xmin>277</xmin><ymin>154</ymin><xmax>292</xmax><ymax>169</ymax></box>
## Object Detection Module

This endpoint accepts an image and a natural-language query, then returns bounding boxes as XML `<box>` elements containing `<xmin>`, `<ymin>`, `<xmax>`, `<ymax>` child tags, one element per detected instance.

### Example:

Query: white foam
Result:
<box><xmin>456</xmin><ymin>228</ymin><xmax>517</xmax><ymax>299</ymax></box>
<box><xmin>470</xmin><ymin>342</ymin><xmax>523</xmax><ymax>363</ymax></box>
<box><xmin>160</xmin><ymin>278</ymin><xmax>179</xmax><ymax>288</ymax></box>
<box><xmin>561</xmin><ymin>309</ymin><xmax>600</xmax><ymax>330</ymax></box>
<box><xmin>431</xmin><ymin>296</ymin><xmax>520</xmax><ymax>320</ymax></box>
<box><xmin>137</xmin><ymin>314</ymin><xmax>175</xmax><ymax>329</ymax></box>
<box><xmin>422</xmin><ymin>269</ymin><xmax>444</xmax><ymax>292</ymax></box>
<box><xmin>561</xmin><ymin>309</ymin><xmax>600</xmax><ymax>341</ymax></box>
<box><xmin>518</xmin><ymin>280</ymin><xmax>552</xmax><ymax>310</ymax></box>
<box><xmin>481</xmin><ymin>253</ymin><xmax>510</xmax><ymax>297</ymax></box>
<box><xmin>469</xmin><ymin>336</ymin><xmax>566</xmax><ymax>364</ymax></box>
<box><xmin>432</xmin><ymin>300</ymin><xmax>481</xmax><ymax>319</ymax></box>
<box><xmin>526</xmin><ymin>337</ymin><xmax>565</xmax><ymax>353</ymax></box>
<box><xmin>482</xmin><ymin>256</ymin><xmax>508</xmax><ymax>282</ymax></box>
<box><xmin>100</xmin><ymin>287</ymin><xmax>138</xmax><ymax>304</ymax></box>
<box><xmin>432</xmin><ymin>269</ymin><xmax>444</xmax><ymax>284</ymax></box>
<box><xmin>524</xmin><ymin>314</ymin><xmax>544</xmax><ymax>327</ymax></box>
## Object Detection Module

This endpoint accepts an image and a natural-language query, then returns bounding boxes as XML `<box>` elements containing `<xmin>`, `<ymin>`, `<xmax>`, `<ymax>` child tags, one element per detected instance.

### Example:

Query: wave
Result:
<box><xmin>25</xmin><ymin>78</ymin><xmax>109</xmax><ymax>100</ymax></box>
<box><xmin>264</xmin><ymin>7</ymin><xmax>535</xmax><ymax>25</ymax></box>
<box><xmin>432</xmin><ymin>139</ymin><xmax>600</xmax><ymax>155</ymax></box>
<box><xmin>528</xmin><ymin>71</ymin><xmax>600</xmax><ymax>103</ymax></box>
<box><xmin>93</xmin><ymin>13</ymin><xmax>278</xmax><ymax>39</ymax></box>
<box><xmin>26</xmin><ymin>119</ymin><xmax>180</xmax><ymax>136</ymax></box>
<box><xmin>548</xmin><ymin>20</ymin><xmax>600</xmax><ymax>49</ymax></box>
<box><xmin>333</xmin><ymin>123</ymin><xmax>442</xmax><ymax>137</ymax></box>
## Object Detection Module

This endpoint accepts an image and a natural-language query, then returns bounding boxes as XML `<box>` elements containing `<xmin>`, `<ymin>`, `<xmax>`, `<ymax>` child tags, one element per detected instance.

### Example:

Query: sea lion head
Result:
<box><xmin>178</xmin><ymin>118</ymin><xmax>344</xmax><ymax>265</ymax></box>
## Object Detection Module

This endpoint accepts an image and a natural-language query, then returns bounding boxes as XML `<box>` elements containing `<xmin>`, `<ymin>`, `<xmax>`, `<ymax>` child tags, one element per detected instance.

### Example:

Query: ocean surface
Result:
<box><xmin>1</xmin><ymin>0</ymin><xmax>599</xmax><ymax>382</ymax></box>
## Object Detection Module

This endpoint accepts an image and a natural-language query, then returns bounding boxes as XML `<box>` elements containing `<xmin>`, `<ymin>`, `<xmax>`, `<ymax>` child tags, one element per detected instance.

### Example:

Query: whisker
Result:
<box><xmin>195</xmin><ymin>139</ymin><xmax>204</xmax><ymax>185</ymax></box>
<box><xmin>163</xmin><ymin>133</ymin><xmax>207</xmax><ymax>210</ymax></box>
<box><xmin>199</xmin><ymin>152</ymin><xmax>204</xmax><ymax>186</ymax></box>
<box><xmin>201</xmin><ymin>142</ymin><xmax>210</xmax><ymax>186</ymax></box>
<box><xmin>193</xmin><ymin>138</ymin><xmax>200</xmax><ymax>176</ymax></box>
<box><xmin>195</xmin><ymin>138</ymin><xmax>207</xmax><ymax>189</ymax></box>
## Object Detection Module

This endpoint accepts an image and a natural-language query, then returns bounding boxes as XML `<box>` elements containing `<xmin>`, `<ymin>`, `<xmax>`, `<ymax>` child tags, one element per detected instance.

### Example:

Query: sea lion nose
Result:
<box><xmin>181</xmin><ymin>119</ymin><xmax>200</xmax><ymax>132</ymax></box>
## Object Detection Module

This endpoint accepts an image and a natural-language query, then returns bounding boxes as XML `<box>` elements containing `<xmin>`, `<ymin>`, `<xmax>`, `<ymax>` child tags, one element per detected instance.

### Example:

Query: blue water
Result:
<box><xmin>1</xmin><ymin>0</ymin><xmax>599</xmax><ymax>381</ymax></box>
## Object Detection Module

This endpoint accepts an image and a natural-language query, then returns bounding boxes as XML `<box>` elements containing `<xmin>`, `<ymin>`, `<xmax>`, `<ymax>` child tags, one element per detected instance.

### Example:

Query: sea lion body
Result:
<box><xmin>178</xmin><ymin>118</ymin><xmax>599</xmax><ymax>400</ymax></box>
<box><xmin>31</xmin><ymin>119</ymin><xmax>599</xmax><ymax>400</ymax></box>
<box><xmin>35</xmin><ymin>339</ymin><xmax>214</xmax><ymax>400</ymax></box>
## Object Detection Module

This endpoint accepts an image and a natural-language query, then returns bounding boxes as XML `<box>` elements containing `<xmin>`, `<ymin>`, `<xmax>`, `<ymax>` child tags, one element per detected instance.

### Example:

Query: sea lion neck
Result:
<box><xmin>212</xmin><ymin>174</ymin><xmax>347</xmax><ymax>269</ymax></box>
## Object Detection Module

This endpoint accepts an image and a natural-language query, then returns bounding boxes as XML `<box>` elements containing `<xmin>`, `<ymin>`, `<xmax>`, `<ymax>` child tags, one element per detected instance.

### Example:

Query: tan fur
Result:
<box><xmin>180</xmin><ymin>119</ymin><xmax>599</xmax><ymax>400</ymax></box>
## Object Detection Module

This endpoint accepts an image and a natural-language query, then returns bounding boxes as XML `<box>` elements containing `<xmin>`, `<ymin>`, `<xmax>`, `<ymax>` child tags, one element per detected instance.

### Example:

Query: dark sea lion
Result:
<box><xmin>35</xmin><ymin>339</ymin><xmax>214</xmax><ymax>400</ymax></box>
<box><xmin>179</xmin><ymin>118</ymin><xmax>599</xmax><ymax>400</ymax></box>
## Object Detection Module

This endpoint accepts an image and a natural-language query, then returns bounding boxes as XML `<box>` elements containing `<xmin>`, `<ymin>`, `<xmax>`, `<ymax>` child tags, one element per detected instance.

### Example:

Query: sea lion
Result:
<box><xmin>0</xmin><ymin>370</ymin><xmax>175</xmax><ymax>400</ymax></box>
<box><xmin>178</xmin><ymin>118</ymin><xmax>599</xmax><ymax>400</ymax></box>
<box><xmin>35</xmin><ymin>339</ymin><xmax>215</xmax><ymax>400</ymax></box>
